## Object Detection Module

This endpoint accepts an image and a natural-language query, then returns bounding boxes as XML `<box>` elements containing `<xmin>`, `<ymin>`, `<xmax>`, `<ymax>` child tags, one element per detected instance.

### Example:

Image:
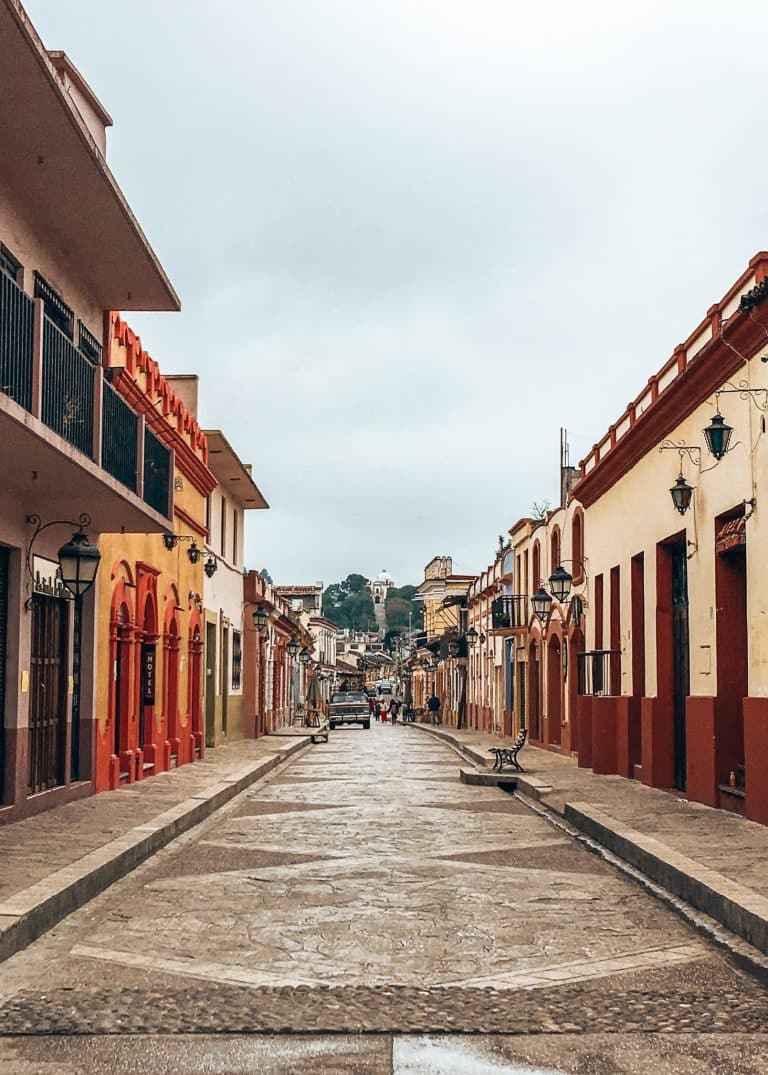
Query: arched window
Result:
<box><xmin>551</xmin><ymin>528</ymin><xmax>561</xmax><ymax>575</ymax></box>
<box><xmin>572</xmin><ymin>510</ymin><xmax>584</xmax><ymax>584</ymax></box>
<box><xmin>532</xmin><ymin>541</ymin><xmax>541</xmax><ymax>592</ymax></box>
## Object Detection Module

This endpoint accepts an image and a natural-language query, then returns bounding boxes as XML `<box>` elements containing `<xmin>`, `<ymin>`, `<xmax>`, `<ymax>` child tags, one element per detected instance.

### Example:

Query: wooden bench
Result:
<box><xmin>489</xmin><ymin>729</ymin><xmax>527</xmax><ymax>772</ymax></box>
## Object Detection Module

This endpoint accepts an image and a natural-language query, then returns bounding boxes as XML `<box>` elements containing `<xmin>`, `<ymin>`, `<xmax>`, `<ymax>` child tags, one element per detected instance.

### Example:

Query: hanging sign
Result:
<box><xmin>142</xmin><ymin>644</ymin><xmax>156</xmax><ymax>705</ymax></box>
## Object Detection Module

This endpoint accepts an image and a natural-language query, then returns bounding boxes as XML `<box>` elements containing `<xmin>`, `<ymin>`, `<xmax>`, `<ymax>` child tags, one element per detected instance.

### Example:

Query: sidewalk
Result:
<box><xmin>0</xmin><ymin>732</ymin><xmax>311</xmax><ymax>963</ymax></box>
<box><xmin>408</xmin><ymin>723</ymin><xmax>768</xmax><ymax>961</ymax></box>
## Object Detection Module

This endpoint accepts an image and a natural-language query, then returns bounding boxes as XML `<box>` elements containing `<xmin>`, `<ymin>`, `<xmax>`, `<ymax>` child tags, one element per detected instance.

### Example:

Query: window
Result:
<box><xmin>572</xmin><ymin>510</ymin><xmax>584</xmax><ymax>583</ymax></box>
<box><xmin>220</xmin><ymin>497</ymin><xmax>227</xmax><ymax>559</ymax></box>
<box><xmin>551</xmin><ymin>528</ymin><xmax>561</xmax><ymax>574</ymax></box>
<box><xmin>532</xmin><ymin>542</ymin><xmax>541</xmax><ymax>592</ymax></box>
<box><xmin>34</xmin><ymin>271</ymin><xmax>74</xmax><ymax>338</ymax></box>
<box><xmin>231</xmin><ymin>630</ymin><xmax>242</xmax><ymax>690</ymax></box>
<box><xmin>232</xmin><ymin>508</ymin><xmax>239</xmax><ymax>564</ymax></box>
<box><xmin>205</xmin><ymin>495</ymin><xmax>210</xmax><ymax>535</ymax></box>
<box><xmin>0</xmin><ymin>244</ymin><xmax>22</xmax><ymax>285</ymax></box>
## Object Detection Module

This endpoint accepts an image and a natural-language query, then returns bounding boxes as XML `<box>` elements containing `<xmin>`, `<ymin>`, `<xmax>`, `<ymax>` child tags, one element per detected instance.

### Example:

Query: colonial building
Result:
<box><xmin>0</xmin><ymin>4</ymin><xmax>177</xmax><ymax>819</ymax></box>
<box><xmin>571</xmin><ymin>252</ymin><xmax>768</xmax><ymax>825</ymax></box>
<box><xmin>243</xmin><ymin>571</ymin><xmax>307</xmax><ymax>735</ymax></box>
<box><xmin>370</xmin><ymin>569</ymin><xmax>395</xmax><ymax>606</ymax></box>
<box><xmin>95</xmin><ymin>322</ymin><xmax>215</xmax><ymax>790</ymax></box>
<box><xmin>307</xmin><ymin>615</ymin><xmax>339</xmax><ymax>705</ymax></box>
<box><xmin>202</xmin><ymin>427</ymin><xmax>268</xmax><ymax>747</ymax></box>
<box><xmin>511</xmin><ymin>498</ymin><xmax>586</xmax><ymax>755</ymax></box>
<box><xmin>466</xmin><ymin>551</ymin><xmax>512</xmax><ymax>735</ymax></box>
<box><xmin>411</xmin><ymin>556</ymin><xmax>475</xmax><ymax>717</ymax></box>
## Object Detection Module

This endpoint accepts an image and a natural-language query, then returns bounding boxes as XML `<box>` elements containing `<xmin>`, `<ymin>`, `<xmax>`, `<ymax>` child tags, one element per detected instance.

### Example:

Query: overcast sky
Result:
<box><xmin>25</xmin><ymin>1</ymin><xmax>768</xmax><ymax>587</ymax></box>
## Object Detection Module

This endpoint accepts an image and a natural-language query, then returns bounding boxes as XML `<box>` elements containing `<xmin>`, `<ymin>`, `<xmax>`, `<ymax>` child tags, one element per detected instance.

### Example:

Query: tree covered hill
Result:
<box><xmin>322</xmin><ymin>575</ymin><xmax>423</xmax><ymax>634</ymax></box>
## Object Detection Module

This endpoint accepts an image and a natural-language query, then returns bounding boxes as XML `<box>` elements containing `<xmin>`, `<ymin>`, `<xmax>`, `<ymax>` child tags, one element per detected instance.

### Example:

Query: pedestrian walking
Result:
<box><xmin>380</xmin><ymin>699</ymin><xmax>388</xmax><ymax>723</ymax></box>
<box><xmin>427</xmin><ymin>693</ymin><xmax>441</xmax><ymax>725</ymax></box>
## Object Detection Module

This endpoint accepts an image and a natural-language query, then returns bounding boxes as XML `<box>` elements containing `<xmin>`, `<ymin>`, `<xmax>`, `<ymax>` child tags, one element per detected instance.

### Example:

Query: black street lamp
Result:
<box><xmin>299</xmin><ymin>649</ymin><xmax>311</xmax><ymax>665</ymax></box>
<box><xmin>466</xmin><ymin>626</ymin><xmax>479</xmax><ymax>647</ymax></box>
<box><xmin>448</xmin><ymin>639</ymin><xmax>460</xmax><ymax>658</ymax></box>
<box><xmin>204</xmin><ymin>555</ymin><xmax>218</xmax><ymax>578</ymax></box>
<box><xmin>670</xmin><ymin>473</ymin><xmax>694</xmax><ymax>515</ymax></box>
<box><xmin>548</xmin><ymin>565</ymin><xmax>573</xmax><ymax>604</ymax></box>
<box><xmin>287</xmin><ymin>639</ymin><xmax>300</xmax><ymax>658</ymax></box>
<box><xmin>531</xmin><ymin>586</ymin><xmax>553</xmax><ymax>621</ymax></box>
<box><xmin>57</xmin><ymin>529</ymin><xmax>101</xmax><ymax>598</ymax></box>
<box><xmin>703</xmin><ymin>410</ymin><xmax>733</xmax><ymax>461</ymax></box>
<box><xmin>252</xmin><ymin>606</ymin><xmax>269</xmax><ymax>633</ymax></box>
<box><xmin>187</xmin><ymin>541</ymin><xmax>202</xmax><ymax>564</ymax></box>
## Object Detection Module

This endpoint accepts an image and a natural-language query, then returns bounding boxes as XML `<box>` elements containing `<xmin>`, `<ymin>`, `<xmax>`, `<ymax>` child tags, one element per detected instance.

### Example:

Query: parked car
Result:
<box><xmin>328</xmin><ymin>691</ymin><xmax>371</xmax><ymax>730</ymax></box>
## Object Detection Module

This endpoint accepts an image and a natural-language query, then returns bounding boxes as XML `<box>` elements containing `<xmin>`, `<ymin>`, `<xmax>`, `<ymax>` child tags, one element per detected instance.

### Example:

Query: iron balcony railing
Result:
<box><xmin>491</xmin><ymin>595</ymin><xmax>529</xmax><ymax>629</ymax></box>
<box><xmin>102</xmin><ymin>380</ymin><xmax>138</xmax><ymax>490</ymax></box>
<box><xmin>0</xmin><ymin>270</ymin><xmax>34</xmax><ymax>410</ymax></box>
<box><xmin>42</xmin><ymin>315</ymin><xmax>94</xmax><ymax>457</ymax></box>
<box><xmin>577</xmin><ymin>649</ymin><xmax>621</xmax><ymax>697</ymax></box>
<box><xmin>0</xmin><ymin>270</ymin><xmax>172</xmax><ymax>519</ymax></box>
<box><xmin>143</xmin><ymin>426</ymin><xmax>171</xmax><ymax>517</ymax></box>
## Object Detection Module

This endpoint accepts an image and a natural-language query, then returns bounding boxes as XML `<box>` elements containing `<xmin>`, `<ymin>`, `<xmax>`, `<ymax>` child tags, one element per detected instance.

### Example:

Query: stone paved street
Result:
<box><xmin>0</xmin><ymin>725</ymin><xmax>767</xmax><ymax>1071</ymax></box>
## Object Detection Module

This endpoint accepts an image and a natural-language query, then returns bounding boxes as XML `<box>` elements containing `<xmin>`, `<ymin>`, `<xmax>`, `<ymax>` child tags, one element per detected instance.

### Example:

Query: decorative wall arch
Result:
<box><xmin>108</xmin><ymin>584</ymin><xmax>135</xmax><ymax>783</ymax></box>
<box><xmin>163</xmin><ymin>600</ymin><xmax>182</xmax><ymax>757</ymax></box>
<box><xmin>188</xmin><ymin>612</ymin><xmax>204</xmax><ymax>755</ymax></box>
<box><xmin>110</xmin><ymin>557</ymin><xmax>136</xmax><ymax>587</ymax></box>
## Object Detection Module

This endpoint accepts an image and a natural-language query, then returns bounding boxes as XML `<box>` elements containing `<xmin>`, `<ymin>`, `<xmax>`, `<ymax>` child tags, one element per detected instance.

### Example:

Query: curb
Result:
<box><xmin>564</xmin><ymin>802</ymin><xmax>768</xmax><ymax>958</ymax></box>
<box><xmin>0</xmin><ymin>736</ymin><xmax>310</xmax><ymax>965</ymax></box>
<box><xmin>409</xmin><ymin>723</ymin><xmax>768</xmax><ymax>959</ymax></box>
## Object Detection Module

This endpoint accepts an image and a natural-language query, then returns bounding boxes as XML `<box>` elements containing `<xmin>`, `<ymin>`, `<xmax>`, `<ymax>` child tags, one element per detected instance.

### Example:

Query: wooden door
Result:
<box><xmin>671</xmin><ymin>542</ymin><xmax>689</xmax><ymax>792</ymax></box>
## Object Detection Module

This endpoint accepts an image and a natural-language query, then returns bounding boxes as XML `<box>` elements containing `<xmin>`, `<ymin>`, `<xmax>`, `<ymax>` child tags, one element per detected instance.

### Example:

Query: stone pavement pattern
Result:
<box><xmin>418</xmin><ymin>723</ymin><xmax>768</xmax><ymax>893</ymax></box>
<box><xmin>0</xmin><ymin>733</ymin><xmax>309</xmax><ymax>903</ymax></box>
<box><xmin>0</xmin><ymin>724</ymin><xmax>766</xmax><ymax>1071</ymax></box>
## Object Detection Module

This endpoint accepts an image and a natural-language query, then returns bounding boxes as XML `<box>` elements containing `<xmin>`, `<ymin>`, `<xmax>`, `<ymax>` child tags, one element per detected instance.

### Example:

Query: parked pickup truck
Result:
<box><xmin>328</xmin><ymin>691</ymin><xmax>370</xmax><ymax>730</ymax></box>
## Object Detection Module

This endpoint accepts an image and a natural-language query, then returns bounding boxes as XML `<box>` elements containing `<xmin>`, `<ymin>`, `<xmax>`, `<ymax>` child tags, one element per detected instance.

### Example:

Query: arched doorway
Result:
<box><xmin>569</xmin><ymin>628</ymin><xmax>585</xmax><ymax>754</ymax></box>
<box><xmin>528</xmin><ymin>641</ymin><xmax>541</xmax><ymax>741</ymax></box>
<box><xmin>547</xmin><ymin>635</ymin><xmax>562</xmax><ymax>746</ymax></box>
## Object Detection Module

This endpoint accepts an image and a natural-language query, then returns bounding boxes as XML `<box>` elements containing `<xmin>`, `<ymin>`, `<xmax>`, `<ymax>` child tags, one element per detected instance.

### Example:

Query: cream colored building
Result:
<box><xmin>202</xmin><ymin>428</ymin><xmax>268</xmax><ymax>746</ymax></box>
<box><xmin>570</xmin><ymin>252</ymin><xmax>768</xmax><ymax>825</ymax></box>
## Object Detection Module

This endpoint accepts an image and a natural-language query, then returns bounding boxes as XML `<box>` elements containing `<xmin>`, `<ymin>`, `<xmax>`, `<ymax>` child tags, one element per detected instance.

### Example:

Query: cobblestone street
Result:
<box><xmin>1</xmin><ymin>726</ymin><xmax>767</xmax><ymax>1072</ymax></box>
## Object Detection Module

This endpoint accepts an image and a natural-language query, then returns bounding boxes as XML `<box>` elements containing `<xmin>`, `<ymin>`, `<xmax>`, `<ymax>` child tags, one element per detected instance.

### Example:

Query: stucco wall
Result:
<box><xmin>582</xmin><ymin>350</ymin><xmax>768</xmax><ymax>698</ymax></box>
<box><xmin>0</xmin><ymin>179</ymin><xmax>102</xmax><ymax>339</ymax></box>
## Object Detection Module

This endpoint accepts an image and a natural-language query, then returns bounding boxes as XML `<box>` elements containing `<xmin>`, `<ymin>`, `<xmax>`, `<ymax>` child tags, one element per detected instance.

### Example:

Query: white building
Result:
<box><xmin>202</xmin><ymin>427</ymin><xmax>268</xmax><ymax>746</ymax></box>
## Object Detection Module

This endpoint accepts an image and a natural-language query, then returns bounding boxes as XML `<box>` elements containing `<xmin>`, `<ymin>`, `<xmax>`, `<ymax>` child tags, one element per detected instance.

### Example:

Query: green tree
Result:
<box><xmin>383</xmin><ymin>627</ymin><xmax>402</xmax><ymax>652</ymax></box>
<box><xmin>346</xmin><ymin>573</ymin><xmax>368</xmax><ymax>594</ymax></box>
<box><xmin>385</xmin><ymin>586</ymin><xmax>422</xmax><ymax>630</ymax></box>
<box><xmin>322</xmin><ymin>575</ymin><xmax>376</xmax><ymax>631</ymax></box>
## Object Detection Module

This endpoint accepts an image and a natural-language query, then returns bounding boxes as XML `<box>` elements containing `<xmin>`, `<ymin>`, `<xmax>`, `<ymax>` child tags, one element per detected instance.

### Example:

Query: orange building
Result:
<box><xmin>95</xmin><ymin>315</ymin><xmax>216</xmax><ymax>790</ymax></box>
